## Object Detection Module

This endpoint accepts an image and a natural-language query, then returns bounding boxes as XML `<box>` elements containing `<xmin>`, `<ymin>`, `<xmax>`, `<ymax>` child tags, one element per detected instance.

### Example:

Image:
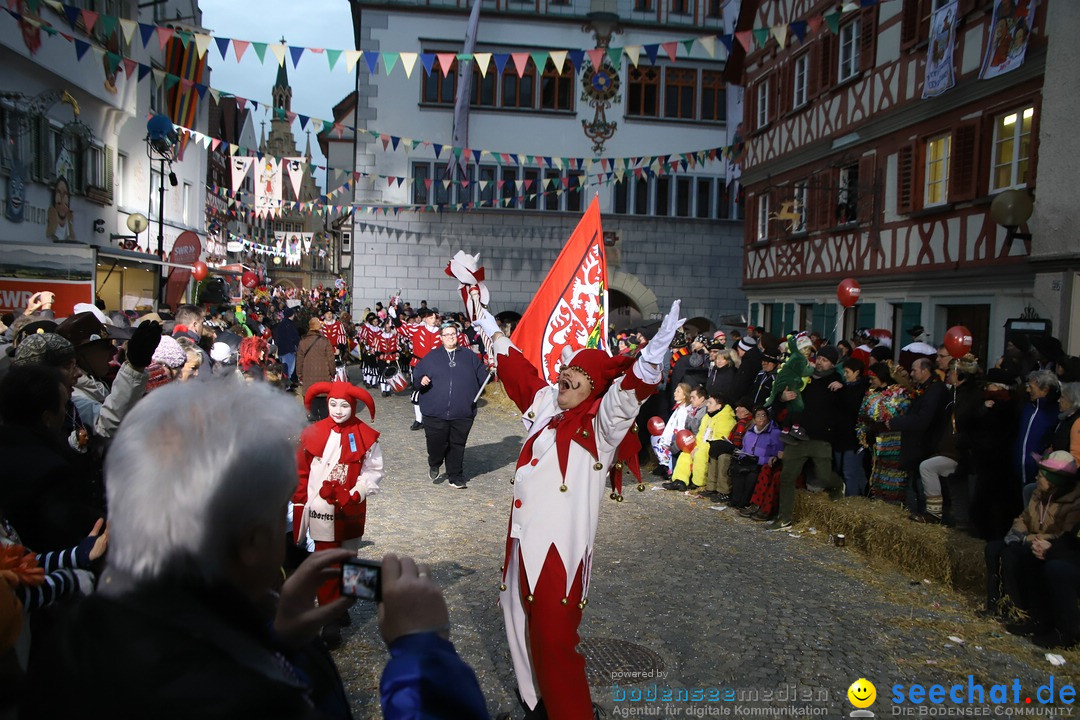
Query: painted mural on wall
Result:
<box><xmin>45</xmin><ymin>175</ymin><xmax>75</xmax><ymax>241</ymax></box>
<box><xmin>980</xmin><ymin>0</ymin><xmax>1038</xmax><ymax>80</ymax></box>
<box><xmin>5</xmin><ymin>162</ymin><xmax>26</xmax><ymax>223</ymax></box>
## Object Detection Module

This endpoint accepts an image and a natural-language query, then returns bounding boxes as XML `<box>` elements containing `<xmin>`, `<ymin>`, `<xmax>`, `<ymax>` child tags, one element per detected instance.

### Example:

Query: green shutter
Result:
<box><xmin>858</xmin><ymin>302</ymin><xmax>876</xmax><ymax>329</ymax></box>
<box><xmin>901</xmin><ymin>302</ymin><xmax>921</xmax><ymax>338</ymax></box>
<box><xmin>817</xmin><ymin>303</ymin><xmax>838</xmax><ymax>341</ymax></box>
<box><xmin>750</xmin><ymin>302</ymin><xmax>759</xmax><ymax>326</ymax></box>
<box><xmin>104</xmin><ymin>145</ymin><xmax>114</xmax><ymax>203</ymax></box>
<box><xmin>783</xmin><ymin>303</ymin><xmax>796</xmax><ymax>335</ymax></box>
<box><xmin>769</xmin><ymin>303</ymin><xmax>784</xmax><ymax>338</ymax></box>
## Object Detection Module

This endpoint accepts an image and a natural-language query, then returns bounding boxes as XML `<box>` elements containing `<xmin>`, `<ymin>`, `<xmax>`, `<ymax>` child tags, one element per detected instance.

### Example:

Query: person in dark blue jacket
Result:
<box><xmin>273</xmin><ymin>306</ymin><xmax>301</xmax><ymax>385</ymax></box>
<box><xmin>414</xmin><ymin>322</ymin><xmax>490</xmax><ymax>489</ymax></box>
<box><xmin>1016</xmin><ymin>370</ymin><xmax>1060</xmax><ymax>487</ymax></box>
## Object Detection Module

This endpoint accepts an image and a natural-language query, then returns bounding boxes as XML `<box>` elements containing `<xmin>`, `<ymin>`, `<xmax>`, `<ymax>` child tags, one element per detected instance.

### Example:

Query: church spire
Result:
<box><xmin>272</xmin><ymin>37</ymin><xmax>292</xmax><ymax>112</ymax></box>
<box><xmin>304</xmin><ymin>130</ymin><xmax>312</xmax><ymax>160</ymax></box>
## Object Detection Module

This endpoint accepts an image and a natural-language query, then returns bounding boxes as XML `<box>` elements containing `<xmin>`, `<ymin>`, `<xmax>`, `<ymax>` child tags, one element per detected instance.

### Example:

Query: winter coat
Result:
<box><xmin>272</xmin><ymin>317</ymin><xmax>300</xmax><ymax>356</ymax></box>
<box><xmin>1052</xmin><ymin>408</ymin><xmax>1080</xmax><ymax>466</ymax></box>
<box><xmin>70</xmin><ymin>362</ymin><xmax>148</xmax><ymax>440</ymax></box>
<box><xmin>1010</xmin><ymin>483</ymin><xmax>1080</xmax><ymax>541</ymax></box>
<box><xmin>1015</xmin><ymin>397</ymin><xmax>1058</xmax><ymax>485</ymax></box>
<box><xmin>705</xmin><ymin>363</ymin><xmax>738</xmax><ymax>403</ymax></box>
<box><xmin>671</xmin><ymin>351</ymin><xmax>708</xmax><ymax>394</ymax></box>
<box><xmin>296</xmin><ymin>333</ymin><xmax>335</xmax><ymax>388</ymax></box>
<box><xmin>799</xmin><ymin>369</ymin><xmax>847</xmax><ymax>445</ymax></box>
<box><xmin>740</xmin><ymin>422</ymin><xmax>782</xmax><ymax>466</ymax></box>
<box><xmin>834</xmin><ymin>376</ymin><xmax>869</xmax><ymax>452</ymax></box>
<box><xmin>890</xmin><ymin>378</ymin><xmax>949</xmax><ymax>471</ymax></box>
<box><xmin>414</xmin><ymin>347</ymin><xmax>489</xmax><ymax>421</ymax></box>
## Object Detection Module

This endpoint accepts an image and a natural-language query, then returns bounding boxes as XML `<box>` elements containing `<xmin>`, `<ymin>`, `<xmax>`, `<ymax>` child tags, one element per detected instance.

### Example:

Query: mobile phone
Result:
<box><xmin>341</xmin><ymin>558</ymin><xmax>382</xmax><ymax>601</ymax></box>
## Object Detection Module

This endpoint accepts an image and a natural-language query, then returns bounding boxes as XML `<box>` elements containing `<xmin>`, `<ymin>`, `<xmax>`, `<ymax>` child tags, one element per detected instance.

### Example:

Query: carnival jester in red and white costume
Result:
<box><xmin>292</xmin><ymin>381</ymin><xmax>384</xmax><ymax>607</ymax></box>
<box><xmin>472</xmin><ymin>300</ymin><xmax>685</xmax><ymax>720</ymax></box>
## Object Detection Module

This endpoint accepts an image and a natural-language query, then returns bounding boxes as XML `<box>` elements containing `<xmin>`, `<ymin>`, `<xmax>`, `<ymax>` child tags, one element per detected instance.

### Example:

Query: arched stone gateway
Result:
<box><xmin>608</xmin><ymin>270</ymin><xmax>658</xmax><ymax>331</ymax></box>
<box><xmin>274</xmin><ymin>278</ymin><xmax>298</xmax><ymax>290</ymax></box>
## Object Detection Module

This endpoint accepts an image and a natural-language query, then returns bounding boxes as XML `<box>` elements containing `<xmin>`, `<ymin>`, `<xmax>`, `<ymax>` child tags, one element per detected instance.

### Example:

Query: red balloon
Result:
<box><xmin>191</xmin><ymin>260</ymin><xmax>208</xmax><ymax>281</ymax></box>
<box><xmin>837</xmin><ymin>277</ymin><xmax>861</xmax><ymax>308</ymax></box>
<box><xmin>241</xmin><ymin>271</ymin><xmax>258</xmax><ymax>289</ymax></box>
<box><xmin>944</xmin><ymin>325</ymin><xmax>973</xmax><ymax>358</ymax></box>
<box><xmin>674</xmin><ymin>429</ymin><xmax>696</xmax><ymax>454</ymax></box>
<box><xmin>647</xmin><ymin>416</ymin><xmax>665</xmax><ymax>437</ymax></box>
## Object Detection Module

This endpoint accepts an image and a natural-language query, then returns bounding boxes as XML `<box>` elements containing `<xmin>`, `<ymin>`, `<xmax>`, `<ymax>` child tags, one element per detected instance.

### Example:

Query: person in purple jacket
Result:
<box><xmin>738</xmin><ymin>407</ymin><xmax>784</xmax><ymax>517</ymax></box>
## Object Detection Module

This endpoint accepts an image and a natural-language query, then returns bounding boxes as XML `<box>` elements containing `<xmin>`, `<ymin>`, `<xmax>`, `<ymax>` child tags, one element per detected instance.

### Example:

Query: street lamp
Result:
<box><xmin>146</xmin><ymin>113</ymin><xmax>178</xmax><ymax>309</ymax></box>
<box><xmin>110</xmin><ymin>212</ymin><xmax>149</xmax><ymax>250</ymax></box>
<box><xmin>990</xmin><ymin>188</ymin><xmax>1033</xmax><ymax>251</ymax></box>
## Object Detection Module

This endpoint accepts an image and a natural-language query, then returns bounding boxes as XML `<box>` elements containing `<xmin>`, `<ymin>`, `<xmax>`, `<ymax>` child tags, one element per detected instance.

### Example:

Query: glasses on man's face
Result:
<box><xmin>441</xmin><ymin>332</ymin><xmax>457</xmax><ymax>337</ymax></box>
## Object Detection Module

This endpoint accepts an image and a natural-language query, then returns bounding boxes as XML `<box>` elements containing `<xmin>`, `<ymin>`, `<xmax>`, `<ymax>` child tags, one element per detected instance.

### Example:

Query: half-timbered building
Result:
<box><xmin>737</xmin><ymin>0</ymin><xmax>1066</xmax><ymax>362</ymax></box>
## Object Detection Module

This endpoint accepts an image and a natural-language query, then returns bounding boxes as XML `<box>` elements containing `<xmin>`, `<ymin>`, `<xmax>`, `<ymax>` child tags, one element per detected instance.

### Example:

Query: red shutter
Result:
<box><xmin>810</xmin><ymin>170</ymin><xmax>829</xmax><ymax>230</ymax></box>
<box><xmin>900</xmin><ymin>0</ymin><xmax>922</xmax><ymax>48</ymax></box>
<box><xmin>817</xmin><ymin>33</ymin><xmax>834</xmax><ymax>94</ymax></box>
<box><xmin>857</xmin><ymin>154</ymin><xmax>876</xmax><ymax>224</ymax></box>
<box><xmin>807</xmin><ymin>41</ymin><xmax>821</xmax><ymax>99</ymax></box>
<box><xmin>859</xmin><ymin>7</ymin><xmax>877</xmax><ymax>74</ymax></box>
<box><xmin>897</xmin><ymin>145</ymin><xmax>915</xmax><ymax>214</ymax></box>
<box><xmin>948</xmin><ymin>121</ymin><xmax>979</xmax><ymax>203</ymax></box>
<box><xmin>748</xmin><ymin>79</ymin><xmax>758</xmax><ymax>129</ymax></box>
<box><xmin>776</xmin><ymin>68</ymin><xmax>788</xmax><ymax>117</ymax></box>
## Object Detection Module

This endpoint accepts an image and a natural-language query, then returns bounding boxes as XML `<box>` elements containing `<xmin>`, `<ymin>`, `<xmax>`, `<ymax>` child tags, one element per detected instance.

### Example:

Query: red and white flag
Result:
<box><xmin>511</xmin><ymin>195</ymin><xmax>608</xmax><ymax>383</ymax></box>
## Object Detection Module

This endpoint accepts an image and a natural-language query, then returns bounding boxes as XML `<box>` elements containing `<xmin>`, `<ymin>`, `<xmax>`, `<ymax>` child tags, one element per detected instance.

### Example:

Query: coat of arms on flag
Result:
<box><xmin>511</xmin><ymin>195</ymin><xmax>608</xmax><ymax>383</ymax></box>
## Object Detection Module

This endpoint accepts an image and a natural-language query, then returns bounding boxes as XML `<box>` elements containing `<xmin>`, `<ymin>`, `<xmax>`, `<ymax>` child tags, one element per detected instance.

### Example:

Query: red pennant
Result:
<box><xmin>586</xmin><ymin>48</ymin><xmax>604</xmax><ymax>71</ymax></box>
<box><xmin>661</xmin><ymin>42</ymin><xmax>678</xmax><ymax>62</ymax></box>
<box><xmin>156</xmin><ymin>27</ymin><xmax>174</xmax><ymax>51</ymax></box>
<box><xmin>436</xmin><ymin>53</ymin><xmax>455</xmax><ymax>77</ymax></box>
<box><xmin>511</xmin><ymin>52</ymin><xmax>530</xmax><ymax>77</ymax></box>
<box><xmin>122</xmin><ymin>58</ymin><xmax>137</xmax><ymax>78</ymax></box>
<box><xmin>80</xmin><ymin>9</ymin><xmax>99</xmax><ymax>34</ymax></box>
<box><xmin>808</xmin><ymin>16</ymin><xmax>823</xmax><ymax>35</ymax></box>
<box><xmin>233</xmin><ymin>39</ymin><xmax>249</xmax><ymax>62</ymax></box>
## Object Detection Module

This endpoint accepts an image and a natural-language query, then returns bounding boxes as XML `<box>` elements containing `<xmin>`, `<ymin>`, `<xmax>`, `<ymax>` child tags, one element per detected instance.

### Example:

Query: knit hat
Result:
<box><xmin>713</xmin><ymin>330</ymin><xmax>727</xmax><ymax>347</ymax></box>
<box><xmin>151</xmin><ymin>335</ymin><xmax>186</xmax><ymax>369</ymax></box>
<box><xmin>210</xmin><ymin>342</ymin><xmax>234</xmax><ymax>364</ymax></box>
<box><xmin>817</xmin><ymin>345</ymin><xmax>840</xmax><ymax>364</ymax></box>
<box><xmin>1036</xmin><ymin>451</ymin><xmax>1078</xmax><ymax>487</ymax></box>
<box><xmin>304</xmin><ymin>380</ymin><xmax>375</xmax><ymax>420</ymax></box>
<box><xmin>12</xmin><ymin>332</ymin><xmax>75</xmax><ymax>368</ymax></box>
<box><xmin>737</xmin><ymin>337</ymin><xmax>756</xmax><ymax>353</ymax></box>
<box><xmin>795</xmin><ymin>333</ymin><xmax>814</xmax><ymax>353</ymax></box>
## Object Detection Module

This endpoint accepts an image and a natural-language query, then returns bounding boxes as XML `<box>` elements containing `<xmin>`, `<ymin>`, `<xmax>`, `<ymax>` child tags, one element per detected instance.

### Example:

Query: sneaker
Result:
<box><xmin>750</xmin><ymin>510</ymin><xmax>772</xmax><ymax>522</ymax></box>
<box><xmin>715</xmin><ymin>493</ymin><xmax>732</xmax><ymax>503</ymax></box>
<box><xmin>739</xmin><ymin>504</ymin><xmax>759</xmax><ymax>518</ymax></box>
<box><xmin>410</xmin><ymin>421</ymin><xmax>423</xmax><ymax>431</ymax></box>
<box><xmin>448</xmin><ymin>478</ymin><xmax>468</xmax><ymax>489</ymax></box>
<box><xmin>428</xmin><ymin>466</ymin><xmax>441</xmax><ymax>481</ymax></box>
<box><xmin>766</xmin><ymin>519</ymin><xmax>793</xmax><ymax>531</ymax></box>
<box><xmin>662</xmin><ymin>480</ymin><xmax>687</xmax><ymax>491</ymax></box>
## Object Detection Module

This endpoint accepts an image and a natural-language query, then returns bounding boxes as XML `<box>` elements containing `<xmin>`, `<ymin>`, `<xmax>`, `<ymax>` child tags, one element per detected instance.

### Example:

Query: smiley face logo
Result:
<box><xmin>847</xmin><ymin>678</ymin><xmax>876</xmax><ymax>709</ymax></box>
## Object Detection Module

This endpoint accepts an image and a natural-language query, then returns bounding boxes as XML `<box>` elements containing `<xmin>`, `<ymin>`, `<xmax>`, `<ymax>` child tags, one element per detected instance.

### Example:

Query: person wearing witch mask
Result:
<box><xmin>472</xmin><ymin>299</ymin><xmax>685</xmax><ymax>720</ymax></box>
<box><xmin>292</xmin><ymin>381</ymin><xmax>384</xmax><ymax>647</ymax></box>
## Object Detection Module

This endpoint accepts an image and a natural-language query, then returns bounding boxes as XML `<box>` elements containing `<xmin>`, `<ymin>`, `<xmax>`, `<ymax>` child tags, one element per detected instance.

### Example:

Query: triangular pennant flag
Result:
<box><xmin>718</xmin><ymin>34</ymin><xmax>733</xmax><ymax>54</ymax></box>
<box><xmin>752</xmin><ymin>27</ymin><xmax>770</xmax><ymax>48</ymax></box>
<box><xmin>530</xmin><ymin>51</ymin><xmax>549</xmax><ymax>72</ymax></box>
<box><xmin>364</xmin><ymin>51</ymin><xmax>379</xmax><ymax>74</ymax></box>
<box><xmin>122</xmin><ymin>58</ymin><xmax>137</xmax><ymax>78</ymax></box>
<box><xmin>624</xmin><ymin>45</ymin><xmax>641</xmax><ymax>67</ymax></box>
<box><xmin>390</xmin><ymin>136</ymin><xmax>401</xmax><ymax>151</ymax></box>
<box><xmin>586</xmin><ymin>48</ymin><xmax>604</xmax><ymax>71</ymax></box>
<box><xmin>155</xmin><ymin>26</ymin><xmax>174</xmax><ymax>51</ymax></box>
<box><xmin>194</xmin><ymin>33</ymin><xmax>212</xmax><ymax>58</ymax></box>
<box><xmin>74</xmin><ymin>39</ymin><xmax>91</xmax><ymax>61</ymax></box>
<box><xmin>398</xmin><ymin>52</ymin><xmax>417</xmax><ymax>77</ymax></box>
<box><xmin>252</xmin><ymin>41</ymin><xmax>268</xmax><ymax>63</ymax></box>
<box><xmin>383</xmin><ymin>52</ymin><xmax>400</xmax><ymax>75</ymax></box>
<box><xmin>164</xmin><ymin>73</ymin><xmax>179</xmax><ymax>91</ymax></box>
<box><xmin>215</xmin><ymin>36</ymin><xmax>230</xmax><ymax>59</ymax></box>
<box><xmin>326</xmin><ymin>48</ymin><xmax>341</xmax><ymax>71</ymax></box>
<box><xmin>90</xmin><ymin>47</ymin><xmax>106</xmax><ymax>65</ymax></box>
<box><xmin>567</xmin><ymin>49</ymin><xmax>584</xmax><ymax>73</ymax></box>
<box><xmin>420</xmin><ymin>52</ymin><xmax>436</xmax><ymax>76</ymax></box>
<box><xmin>807</xmin><ymin>16</ymin><xmax>823</xmax><ymax>35</ymax></box>
<box><xmin>548</xmin><ymin>49</ymin><xmax>567</xmax><ymax>74</ymax></box>
<box><xmin>344</xmin><ymin>50</ymin><xmax>362</xmax><ymax>72</ymax></box>
<box><xmin>735</xmin><ymin>30</ymin><xmax>754</xmax><ymax>52</ymax></box>
<box><xmin>97</xmin><ymin>14</ymin><xmax>116</xmax><ymax>38</ymax></box>
<box><xmin>606</xmin><ymin>47</ymin><xmax>622</xmax><ymax>69</ymax></box>
<box><xmin>119</xmin><ymin>18</ymin><xmax>137</xmax><ymax>44</ymax></box>
<box><xmin>492</xmin><ymin>53</ymin><xmax>509</xmax><ymax>77</ymax></box>
<box><xmin>289</xmin><ymin>45</ymin><xmax>304</xmax><ymax>68</ymax></box>
<box><xmin>771</xmin><ymin>24</ymin><xmax>789</xmax><ymax>48</ymax></box>
<box><xmin>175</xmin><ymin>30</ymin><xmax>193</xmax><ymax>49</ymax></box>
<box><xmin>269</xmin><ymin>44</ymin><xmax>287</xmax><ymax>66</ymax></box>
<box><xmin>63</xmin><ymin>5</ymin><xmax>79</xmax><ymax>27</ymax></box>
<box><xmin>697</xmin><ymin>35</ymin><xmax>716</xmax><ymax>58</ymax></box>
<box><xmin>824</xmin><ymin>12</ymin><xmax>842</xmax><ymax>34</ymax></box>
<box><xmin>105</xmin><ymin>52</ymin><xmax>122</xmax><ymax>74</ymax></box>
<box><xmin>474</xmin><ymin>52</ymin><xmax>491</xmax><ymax>77</ymax></box>
<box><xmin>681</xmin><ymin>38</ymin><xmax>695</xmax><ymax>56</ymax></box>
<box><xmin>432</xmin><ymin>143</ymin><xmax>442</xmax><ymax>159</ymax></box>
<box><xmin>437</xmin><ymin>52</ymin><xmax>455</xmax><ymax>77</ymax></box>
<box><xmin>510</xmin><ymin>52</ymin><xmax>530</xmax><ymax>77</ymax></box>
<box><xmin>137</xmin><ymin>63</ymin><xmax>150</xmax><ymax>82</ymax></box>
<box><xmin>790</xmin><ymin>21</ymin><xmax>808</xmax><ymax>44</ymax></box>
<box><xmin>662</xmin><ymin>41</ymin><xmax>680</xmax><ymax>62</ymax></box>
<box><xmin>643</xmin><ymin>44</ymin><xmax>659</xmax><ymax>65</ymax></box>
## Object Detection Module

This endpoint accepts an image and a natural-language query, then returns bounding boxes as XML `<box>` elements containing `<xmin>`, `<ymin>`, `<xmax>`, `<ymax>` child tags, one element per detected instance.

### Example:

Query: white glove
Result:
<box><xmin>638</xmin><ymin>300</ymin><xmax>685</xmax><ymax>367</ymax></box>
<box><xmin>473</xmin><ymin>308</ymin><xmax>501</xmax><ymax>339</ymax></box>
<box><xmin>73</xmin><ymin>568</ymin><xmax>96</xmax><ymax>595</ymax></box>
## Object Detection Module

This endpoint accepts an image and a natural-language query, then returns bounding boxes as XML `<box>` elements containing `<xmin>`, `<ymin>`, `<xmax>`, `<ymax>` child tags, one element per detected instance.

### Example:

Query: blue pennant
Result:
<box><xmin>364</xmin><ymin>52</ymin><xmax>379</xmax><ymax>75</ymax></box>
<box><xmin>567</xmin><ymin>50</ymin><xmax>584</xmax><ymax>73</ymax></box>
<box><xmin>420</xmin><ymin>53</ymin><xmax>436</xmax><ymax>76</ymax></box>
<box><xmin>215</xmin><ymin>36</ymin><xmax>230</xmax><ymax>59</ymax></box>
<box><xmin>289</xmin><ymin>45</ymin><xmax>304</xmax><ymax>68</ymax></box>
<box><xmin>644</xmin><ymin>44</ymin><xmax>660</xmax><ymax>65</ymax></box>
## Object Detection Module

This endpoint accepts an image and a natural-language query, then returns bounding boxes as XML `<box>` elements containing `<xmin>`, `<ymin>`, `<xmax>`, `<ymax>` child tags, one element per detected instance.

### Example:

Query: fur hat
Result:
<box><xmin>304</xmin><ymin>380</ymin><xmax>375</xmax><ymax>420</ymax></box>
<box><xmin>151</xmin><ymin>335</ymin><xmax>186</xmax><ymax>369</ymax></box>
<box><xmin>13</xmin><ymin>332</ymin><xmax>75</xmax><ymax>368</ymax></box>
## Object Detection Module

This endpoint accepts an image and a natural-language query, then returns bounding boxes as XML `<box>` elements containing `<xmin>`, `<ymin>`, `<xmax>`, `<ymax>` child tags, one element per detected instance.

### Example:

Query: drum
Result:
<box><xmin>388</xmin><ymin>371</ymin><xmax>410</xmax><ymax>393</ymax></box>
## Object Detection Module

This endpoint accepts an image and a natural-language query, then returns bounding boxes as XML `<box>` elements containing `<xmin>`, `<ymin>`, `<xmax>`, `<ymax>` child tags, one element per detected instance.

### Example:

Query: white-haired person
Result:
<box><xmin>23</xmin><ymin>380</ymin><xmax>491</xmax><ymax>720</ymax></box>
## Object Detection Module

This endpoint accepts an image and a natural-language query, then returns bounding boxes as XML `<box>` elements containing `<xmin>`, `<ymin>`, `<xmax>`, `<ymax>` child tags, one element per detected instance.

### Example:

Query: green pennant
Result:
<box><xmin>606</xmin><ymin>47</ymin><xmax>622</xmax><ymax>70</ymax></box>
<box><xmin>97</xmin><ymin>15</ymin><xmax>118</xmax><ymax>38</ymax></box>
<box><xmin>164</xmin><ymin>73</ymin><xmax>180</xmax><ymax>90</ymax></box>
<box><xmin>42</xmin><ymin>25</ymin><xmax>57</xmax><ymax>37</ymax></box>
<box><xmin>175</xmin><ymin>30</ymin><xmax>193</xmax><ymax>49</ymax></box>
<box><xmin>105</xmin><ymin>52</ymin><xmax>122</xmax><ymax>74</ymax></box>
<box><xmin>752</xmin><ymin>27</ymin><xmax>770</xmax><ymax>48</ymax></box>
<box><xmin>252</xmin><ymin>42</ymin><xmax>268</xmax><ymax>63</ymax></box>
<box><xmin>453</xmin><ymin>147</ymin><xmax>463</xmax><ymax>158</ymax></box>
<box><xmin>383</xmin><ymin>52</ymin><xmax>399</xmax><ymax>75</ymax></box>
<box><xmin>456</xmin><ymin>53</ymin><xmax>473</xmax><ymax>61</ymax></box>
<box><xmin>681</xmin><ymin>39</ymin><xmax>695</xmax><ymax>56</ymax></box>
<box><xmin>326</xmin><ymin>48</ymin><xmax>341</xmax><ymax>71</ymax></box>
<box><xmin>530</xmin><ymin>51</ymin><xmax>549</xmax><ymax>72</ymax></box>
<box><xmin>824</xmin><ymin>12</ymin><xmax>841</xmax><ymax>34</ymax></box>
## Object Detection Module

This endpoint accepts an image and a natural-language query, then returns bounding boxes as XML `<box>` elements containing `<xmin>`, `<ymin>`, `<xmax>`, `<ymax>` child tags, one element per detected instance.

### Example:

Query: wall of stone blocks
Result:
<box><xmin>348</xmin><ymin>210</ymin><xmax>746</xmax><ymax>327</ymax></box>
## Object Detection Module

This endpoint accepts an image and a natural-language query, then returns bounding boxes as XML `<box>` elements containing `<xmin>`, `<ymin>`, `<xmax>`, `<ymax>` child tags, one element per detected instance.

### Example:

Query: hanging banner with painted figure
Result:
<box><xmin>980</xmin><ymin>0</ymin><xmax>1038</xmax><ymax>80</ymax></box>
<box><xmin>254</xmin><ymin>157</ymin><xmax>281</xmax><ymax>217</ymax></box>
<box><xmin>923</xmin><ymin>0</ymin><xmax>957</xmax><ymax>98</ymax></box>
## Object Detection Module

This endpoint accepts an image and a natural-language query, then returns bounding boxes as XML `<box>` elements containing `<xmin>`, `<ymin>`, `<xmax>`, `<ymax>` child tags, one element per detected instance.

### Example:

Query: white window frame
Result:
<box><xmin>793</xmin><ymin>54</ymin><xmax>808</xmax><ymax>109</ymax></box>
<box><xmin>990</xmin><ymin>106</ymin><xmax>1034</xmax><ymax>192</ymax></box>
<box><xmin>86</xmin><ymin>144</ymin><xmax>106</xmax><ymax>189</ymax></box>
<box><xmin>924</xmin><ymin>134</ymin><xmax>951</xmax><ymax>207</ymax></box>
<box><xmin>756</xmin><ymin>193</ymin><xmax>770</xmax><ymax>242</ymax></box>
<box><xmin>792</xmin><ymin>181</ymin><xmax>808</xmax><ymax>233</ymax></box>
<box><xmin>116</xmin><ymin>152</ymin><xmax>127</xmax><ymax>206</ymax></box>
<box><xmin>838</xmin><ymin>21</ymin><xmax>861</xmax><ymax>82</ymax></box>
<box><xmin>182</xmin><ymin>181</ymin><xmax>192</xmax><ymax>224</ymax></box>
<box><xmin>756</xmin><ymin>79</ymin><xmax>770</xmax><ymax>129</ymax></box>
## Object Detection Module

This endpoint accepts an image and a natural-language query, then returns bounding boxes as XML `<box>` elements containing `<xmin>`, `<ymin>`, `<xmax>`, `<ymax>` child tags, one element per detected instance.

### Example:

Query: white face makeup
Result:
<box><xmin>328</xmin><ymin>397</ymin><xmax>353</xmax><ymax>425</ymax></box>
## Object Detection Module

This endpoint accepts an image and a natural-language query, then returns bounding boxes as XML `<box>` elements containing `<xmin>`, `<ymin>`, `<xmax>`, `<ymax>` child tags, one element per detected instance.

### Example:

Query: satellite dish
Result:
<box><xmin>126</xmin><ymin>213</ymin><xmax>148</xmax><ymax>234</ymax></box>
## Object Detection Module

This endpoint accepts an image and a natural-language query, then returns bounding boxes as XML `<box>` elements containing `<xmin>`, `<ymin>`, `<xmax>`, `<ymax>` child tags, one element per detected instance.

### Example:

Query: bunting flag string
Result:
<box><xmin>21</xmin><ymin>0</ymin><xmax>886</xmax><ymax>82</ymax></box>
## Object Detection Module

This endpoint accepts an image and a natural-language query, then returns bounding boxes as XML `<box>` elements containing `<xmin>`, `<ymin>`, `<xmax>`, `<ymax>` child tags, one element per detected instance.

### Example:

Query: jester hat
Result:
<box><xmin>304</xmin><ymin>381</ymin><xmax>375</xmax><ymax>421</ymax></box>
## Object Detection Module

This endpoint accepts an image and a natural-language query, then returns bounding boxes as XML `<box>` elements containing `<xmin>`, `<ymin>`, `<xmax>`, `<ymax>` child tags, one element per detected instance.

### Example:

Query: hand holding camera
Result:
<box><xmin>376</xmin><ymin>553</ymin><xmax>449</xmax><ymax>645</ymax></box>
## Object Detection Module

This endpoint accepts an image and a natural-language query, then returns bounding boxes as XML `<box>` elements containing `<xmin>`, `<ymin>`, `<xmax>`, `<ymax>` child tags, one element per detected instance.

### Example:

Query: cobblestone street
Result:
<box><xmin>331</xmin><ymin>382</ymin><xmax>1073</xmax><ymax>719</ymax></box>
